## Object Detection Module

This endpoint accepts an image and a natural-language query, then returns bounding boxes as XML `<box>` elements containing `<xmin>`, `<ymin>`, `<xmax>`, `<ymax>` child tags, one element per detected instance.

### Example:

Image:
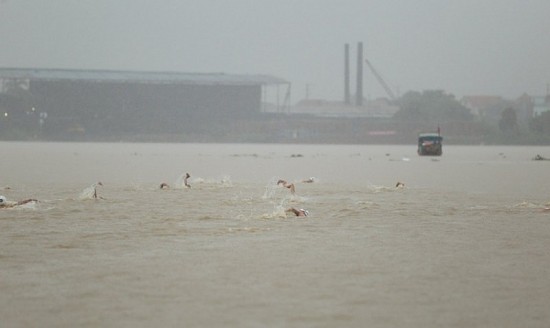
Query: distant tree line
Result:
<box><xmin>392</xmin><ymin>89</ymin><xmax>550</xmax><ymax>144</ymax></box>
<box><xmin>3</xmin><ymin>83</ymin><xmax>550</xmax><ymax>144</ymax></box>
<box><xmin>393</xmin><ymin>90</ymin><xmax>473</xmax><ymax>123</ymax></box>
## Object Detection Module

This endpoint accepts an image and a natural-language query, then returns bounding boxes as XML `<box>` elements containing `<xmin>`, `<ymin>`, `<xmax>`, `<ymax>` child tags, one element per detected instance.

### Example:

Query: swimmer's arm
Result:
<box><xmin>286</xmin><ymin>208</ymin><xmax>300</xmax><ymax>216</ymax></box>
<box><xmin>16</xmin><ymin>199</ymin><xmax>38</xmax><ymax>205</ymax></box>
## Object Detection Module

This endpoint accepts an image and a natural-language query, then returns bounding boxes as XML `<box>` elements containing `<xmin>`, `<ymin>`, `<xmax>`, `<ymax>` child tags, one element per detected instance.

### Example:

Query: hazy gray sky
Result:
<box><xmin>1</xmin><ymin>0</ymin><xmax>549</xmax><ymax>102</ymax></box>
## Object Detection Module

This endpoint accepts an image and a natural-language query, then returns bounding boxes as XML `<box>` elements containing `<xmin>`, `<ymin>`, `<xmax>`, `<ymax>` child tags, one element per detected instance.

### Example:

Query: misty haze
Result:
<box><xmin>2</xmin><ymin>2</ymin><xmax>550</xmax><ymax>327</ymax></box>
<box><xmin>1</xmin><ymin>1</ymin><xmax>550</xmax><ymax>144</ymax></box>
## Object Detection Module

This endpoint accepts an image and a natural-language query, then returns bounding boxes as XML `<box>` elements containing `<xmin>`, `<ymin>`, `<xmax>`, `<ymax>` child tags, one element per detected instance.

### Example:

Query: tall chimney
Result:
<box><xmin>356</xmin><ymin>42</ymin><xmax>363</xmax><ymax>106</ymax></box>
<box><xmin>344</xmin><ymin>43</ymin><xmax>350</xmax><ymax>105</ymax></box>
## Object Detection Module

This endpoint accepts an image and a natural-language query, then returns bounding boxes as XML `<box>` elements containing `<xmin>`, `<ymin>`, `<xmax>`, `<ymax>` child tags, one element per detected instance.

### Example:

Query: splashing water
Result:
<box><xmin>513</xmin><ymin>201</ymin><xmax>543</xmax><ymax>209</ymax></box>
<box><xmin>14</xmin><ymin>201</ymin><xmax>39</xmax><ymax>210</ymax></box>
<box><xmin>195</xmin><ymin>175</ymin><xmax>233</xmax><ymax>187</ymax></box>
<box><xmin>262</xmin><ymin>177</ymin><xmax>280</xmax><ymax>199</ymax></box>
<box><xmin>260</xmin><ymin>205</ymin><xmax>287</xmax><ymax>219</ymax></box>
<box><xmin>220</xmin><ymin>175</ymin><xmax>232</xmax><ymax>187</ymax></box>
<box><xmin>79</xmin><ymin>183</ymin><xmax>101</xmax><ymax>200</ymax></box>
<box><xmin>366</xmin><ymin>182</ymin><xmax>403</xmax><ymax>194</ymax></box>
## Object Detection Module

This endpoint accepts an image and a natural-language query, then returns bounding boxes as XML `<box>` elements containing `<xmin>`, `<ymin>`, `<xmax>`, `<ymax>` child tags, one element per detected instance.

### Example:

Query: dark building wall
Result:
<box><xmin>29</xmin><ymin>80</ymin><xmax>261</xmax><ymax>135</ymax></box>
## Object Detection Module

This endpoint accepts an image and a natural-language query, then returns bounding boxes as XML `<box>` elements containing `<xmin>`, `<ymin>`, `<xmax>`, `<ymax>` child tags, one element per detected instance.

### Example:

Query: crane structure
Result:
<box><xmin>364</xmin><ymin>58</ymin><xmax>396</xmax><ymax>102</ymax></box>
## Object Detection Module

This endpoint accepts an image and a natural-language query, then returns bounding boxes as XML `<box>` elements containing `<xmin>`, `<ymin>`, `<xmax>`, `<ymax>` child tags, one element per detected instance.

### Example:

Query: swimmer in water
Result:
<box><xmin>286</xmin><ymin>207</ymin><xmax>309</xmax><ymax>217</ymax></box>
<box><xmin>184</xmin><ymin>173</ymin><xmax>191</xmax><ymax>188</ymax></box>
<box><xmin>277</xmin><ymin>179</ymin><xmax>295</xmax><ymax>194</ymax></box>
<box><xmin>92</xmin><ymin>182</ymin><xmax>104</xmax><ymax>199</ymax></box>
<box><xmin>302</xmin><ymin>177</ymin><xmax>315</xmax><ymax>183</ymax></box>
<box><xmin>395</xmin><ymin>181</ymin><xmax>405</xmax><ymax>188</ymax></box>
<box><xmin>160</xmin><ymin>182</ymin><xmax>170</xmax><ymax>189</ymax></box>
<box><xmin>0</xmin><ymin>195</ymin><xmax>38</xmax><ymax>209</ymax></box>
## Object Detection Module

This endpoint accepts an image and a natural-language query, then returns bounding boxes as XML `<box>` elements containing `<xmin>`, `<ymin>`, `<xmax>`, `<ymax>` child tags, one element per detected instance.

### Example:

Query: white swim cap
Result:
<box><xmin>301</xmin><ymin>209</ymin><xmax>309</xmax><ymax>216</ymax></box>
<box><xmin>0</xmin><ymin>195</ymin><xmax>6</xmax><ymax>203</ymax></box>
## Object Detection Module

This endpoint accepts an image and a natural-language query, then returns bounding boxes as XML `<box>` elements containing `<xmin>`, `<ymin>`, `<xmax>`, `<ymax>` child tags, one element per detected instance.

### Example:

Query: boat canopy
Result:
<box><xmin>418</xmin><ymin>133</ymin><xmax>443</xmax><ymax>142</ymax></box>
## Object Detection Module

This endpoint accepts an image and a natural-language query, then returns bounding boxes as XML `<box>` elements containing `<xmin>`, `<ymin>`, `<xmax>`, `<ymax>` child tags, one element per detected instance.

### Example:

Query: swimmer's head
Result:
<box><xmin>0</xmin><ymin>195</ymin><xmax>6</xmax><ymax>204</ymax></box>
<box><xmin>300</xmin><ymin>209</ymin><xmax>309</xmax><ymax>216</ymax></box>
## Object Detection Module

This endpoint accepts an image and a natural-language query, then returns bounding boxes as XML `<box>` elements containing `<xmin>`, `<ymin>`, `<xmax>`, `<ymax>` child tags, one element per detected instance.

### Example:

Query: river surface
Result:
<box><xmin>1</xmin><ymin>142</ymin><xmax>550</xmax><ymax>327</ymax></box>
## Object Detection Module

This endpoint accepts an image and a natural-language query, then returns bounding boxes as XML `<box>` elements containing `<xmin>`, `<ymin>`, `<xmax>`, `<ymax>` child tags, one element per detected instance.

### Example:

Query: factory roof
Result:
<box><xmin>0</xmin><ymin>67</ymin><xmax>288</xmax><ymax>86</ymax></box>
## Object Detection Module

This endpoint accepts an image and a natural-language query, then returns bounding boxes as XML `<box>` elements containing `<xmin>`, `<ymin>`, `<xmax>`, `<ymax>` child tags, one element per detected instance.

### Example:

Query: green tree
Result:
<box><xmin>498</xmin><ymin>107</ymin><xmax>519</xmax><ymax>134</ymax></box>
<box><xmin>393</xmin><ymin>90</ymin><xmax>473</xmax><ymax>122</ymax></box>
<box><xmin>529</xmin><ymin>111</ymin><xmax>550</xmax><ymax>135</ymax></box>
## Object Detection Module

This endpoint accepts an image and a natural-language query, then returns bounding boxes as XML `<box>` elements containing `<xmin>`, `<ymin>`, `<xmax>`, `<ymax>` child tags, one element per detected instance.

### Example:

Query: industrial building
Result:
<box><xmin>0</xmin><ymin>68</ymin><xmax>289</xmax><ymax>140</ymax></box>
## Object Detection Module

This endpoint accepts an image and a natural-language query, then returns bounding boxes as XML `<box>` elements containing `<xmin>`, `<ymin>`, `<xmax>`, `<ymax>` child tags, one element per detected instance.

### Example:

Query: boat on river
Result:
<box><xmin>418</xmin><ymin>132</ymin><xmax>443</xmax><ymax>156</ymax></box>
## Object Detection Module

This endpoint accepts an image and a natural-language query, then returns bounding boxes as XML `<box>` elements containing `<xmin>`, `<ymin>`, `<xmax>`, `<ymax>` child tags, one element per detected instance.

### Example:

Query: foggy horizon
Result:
<box><xmin>1</xmin><ymin>0</ymin><xmax>549</xmax><ymax>102</ymax></box>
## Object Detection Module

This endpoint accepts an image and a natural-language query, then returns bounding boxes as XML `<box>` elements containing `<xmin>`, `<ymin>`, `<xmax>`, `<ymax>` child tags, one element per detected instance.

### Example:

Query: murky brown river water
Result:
<box><xmin>1</xmin><ymin>142</ymin><xmax>550</xmax><ymax>327</ymax></box>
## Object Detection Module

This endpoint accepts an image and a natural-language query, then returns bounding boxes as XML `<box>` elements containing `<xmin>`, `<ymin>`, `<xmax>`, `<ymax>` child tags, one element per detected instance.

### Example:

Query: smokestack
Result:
<box><xmin>356</xmin><ymin>42</ymin><xmax>363</xmax><ymax>106</ymax></box>
<box><xmin>344</xmin><ymin>43</ymin><xmax>350</xmax><ymax>105</ymax></box>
